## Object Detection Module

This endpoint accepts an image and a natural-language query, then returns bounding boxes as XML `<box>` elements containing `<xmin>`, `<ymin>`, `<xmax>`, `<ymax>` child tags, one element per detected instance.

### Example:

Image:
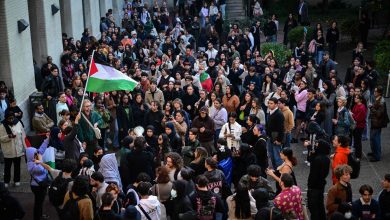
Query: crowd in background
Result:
<box><xmin>0</xmin><ymin>0</ymin><xmax>390</xmax><ymax>219</ymax></box>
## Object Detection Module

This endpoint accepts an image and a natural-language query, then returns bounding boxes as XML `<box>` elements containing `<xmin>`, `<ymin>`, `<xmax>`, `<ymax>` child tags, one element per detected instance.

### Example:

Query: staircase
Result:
<box><xmin>226</xmin><ymin>0</ymin><xmax>247</xmax><ymax>20</ymax></box>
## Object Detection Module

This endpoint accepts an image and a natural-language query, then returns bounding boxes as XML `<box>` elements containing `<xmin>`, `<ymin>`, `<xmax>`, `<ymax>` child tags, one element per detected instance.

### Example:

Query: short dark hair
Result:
<box><xmin>134</xmin><ymin>137</ymin><xmax>146</xmax><ymax>151</ymax></box>
<box><xmin>280</xmin><ymin>173</ymin><xmax>294</xmax><ymax>187</ymax></box>
<box><xmin>72</xmin><ymin>175</ymin><xmax>90</xmax><ymax>197</ymax></box>
<box><xmin>35</xmin><ymin>103</ymin><xmax>43</xmax><ymax>109</ymax></box>
<box><xmin>307</xmin><ymin>88</ymin><xmax>316</xmax><ymax>94</ymax></box>
<box><xmin>385</xmin><ymin>174</ymin><xmax>390</xmax><ymax>182</ymax></box>
<box><xmin>189</xmin><ymin>128</ymin><xmax>198</xmax><ymax>135</ymax></box>
<box><xmin>247</xmin><ymin>165</ymin><xmax>261</xmax><ymax>177</ymax></box>
<box><xmin>196</xmin><ymin>175</ymin><xmax>209</xmax><ymax>188</ymax></box>
<box><xmin>205</xmin><ymin>157</ymin><xmax>218</xmax><ymax>169</ymax></box>
<box><xmin>337</xmin><ymin>135</ymin><xmax>350</xmax><ymax>148</ymax></box>
<box><xmin>277</xmin><ymin>98</ymin><xmax>287</xmax><ymax>105</ymax></box>
<box><xmin>101</xmin><ymin>192</ymin><xmax>115</xmax><ymax>207</ymax></box>
<box><xmin>137</xmin><ymin>181</ymin><xmax>152</xmax><ymax>196</ymax></box>
<box><xmin>61</xmin><ymin>159</ymin><xmax>77</xmax><ymax>173</ymax></box>
<box><xmin>91</xmin><ymin>171</ymin><xmax>104</xmax><ymax>183</ymax></box>
<box><xmin>376</xmin><ymin>86</ymin><xmax>383</xmax><ymax>96</ymax></box>
<box><xmin>136</xmin><ymin>173</ymin><xmax>151</xmax><ymax>183</ymax></box>
<box><xmin>268</xmin><ymin>97</ymin><xmax>278</xmax><ymax>104</ymax></box>
<box><xmin>359</xmin><ymin>184</ymin><xmax>373</xmax><ymax>195</ymax></box>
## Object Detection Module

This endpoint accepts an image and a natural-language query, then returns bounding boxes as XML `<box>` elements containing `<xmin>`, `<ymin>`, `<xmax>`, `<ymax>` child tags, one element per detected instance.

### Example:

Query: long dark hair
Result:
<box><xmin>234</xmin><ymin>183</ymin><xmax>251</xmax><ymax>219</ymax></box>
<box><xmin>281</xmin><ymin>148</ymin><xmax>297</xmax><ymax>166</ymax></box>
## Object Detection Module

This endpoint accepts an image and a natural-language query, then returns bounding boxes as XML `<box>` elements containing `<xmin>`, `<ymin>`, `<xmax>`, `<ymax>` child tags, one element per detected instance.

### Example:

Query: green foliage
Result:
<box><xmin>260</xmin><ymin>43</ymin><xmax>292</xmax><ymax>65</ymax></box>
<box><xmin>340</xmin><ymin>17</ymin><xmax>360</xmax><ymax>43</ymax></box>
<box><xmin>287</xmin><ymin>26</ymin><xmax>315</xmax><ymax>48</ymax></box>
<box><xmin>374</xmin><ymin>40</ymin><xmax>390</xmax><ymax>79</ymax></box>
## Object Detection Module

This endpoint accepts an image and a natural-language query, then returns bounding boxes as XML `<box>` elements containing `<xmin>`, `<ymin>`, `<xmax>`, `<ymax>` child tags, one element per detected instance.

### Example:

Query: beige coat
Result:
<box><xmin>0</xmin><ymin>121</ymin><xmax>26</xmax><ymax>158</ymax></box>
<box><xmin>145</xmin><ymin>88</ymin><xmax>165</xmax><ymax>108</ymax></box>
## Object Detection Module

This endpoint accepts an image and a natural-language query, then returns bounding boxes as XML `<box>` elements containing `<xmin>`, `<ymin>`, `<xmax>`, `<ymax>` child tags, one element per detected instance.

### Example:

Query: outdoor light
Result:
<box><xmin>17</xmin><ymin>19</ymin><xmax>29</xmax><ymax>33</ymax></box>
<box><xmin>51</xmin><ymin>4</ymin><xmax>60</xmax><ymax>15</ymax></box>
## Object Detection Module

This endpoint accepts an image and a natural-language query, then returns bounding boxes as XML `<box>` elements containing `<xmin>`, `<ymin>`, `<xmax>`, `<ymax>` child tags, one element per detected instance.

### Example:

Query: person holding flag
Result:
<box><xmin>195</xmin><ymin>64</ymin><xmax>213</xmax><ymax>93</ymax></box>
<box><xmin>78</xmin><ymin>54</ymin><xmax>139</xmax><ymax>156</ymax></box>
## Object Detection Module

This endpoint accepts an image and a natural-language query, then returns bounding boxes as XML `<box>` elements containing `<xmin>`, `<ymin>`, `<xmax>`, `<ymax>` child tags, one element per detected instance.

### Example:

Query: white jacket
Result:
<box><xmin>219</xmin><ymin>121</ymin><xmax>242</xmax><ymax>150</ymax></box>
<box><xmin>136</xmin><ymin>196</ymin><xmax>162</xmax><ymax>220</ymax></box>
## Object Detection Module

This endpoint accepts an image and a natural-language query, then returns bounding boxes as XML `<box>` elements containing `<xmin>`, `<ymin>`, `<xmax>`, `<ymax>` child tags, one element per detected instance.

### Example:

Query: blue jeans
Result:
<box><xmin>268</xmin><ymin>140</ymin><xmax>283</xmax><ymax>169</ymax></box>
<box><xmin>220</xmin><ymin>4</ymin><xmax>226</xmax><ymax>19</ymax></box>
<box><xmin>316</xmin><ymin>50</ymin><xmax>324</xmax><ymax>65</ymax></box>
<box><xmin>284</xmin><ymin>132</ymin><xmax>291</xmax><ymax>148</ymax></box>
<box><xmin>370</xmin><ymin>128</ymin><xmax>382</xmax><ymax>160</ymax></box>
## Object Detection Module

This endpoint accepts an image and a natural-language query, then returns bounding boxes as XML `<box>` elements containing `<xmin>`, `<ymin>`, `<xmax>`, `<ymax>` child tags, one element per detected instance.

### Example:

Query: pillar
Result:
<box><xmin>28</xmin><ymin>0</ymin><xmax>62</xmax><ymax>68</ymax></box>
<box><xmin>0</xmin><ymin>0</ymin><xmax>36</xmax><ymax>130</ymax></box>
<box><xmin>60</xmin><ymin>0</ymin><xmax>84</xmax><ymax>40</ymax></box>
<box><xmin>99</xmin><ymin>0</ymin><xmax>113</xmax><ymax>18</ymax></box>
<box><xmin>112</xmin><ymin>0</ymin><xmax>123</xmax><ymax>26</ymax></box>
<box><xmin>83</xmin><ymin>0</ymin><xmax>100</xmax><ymax>37</ymax></box>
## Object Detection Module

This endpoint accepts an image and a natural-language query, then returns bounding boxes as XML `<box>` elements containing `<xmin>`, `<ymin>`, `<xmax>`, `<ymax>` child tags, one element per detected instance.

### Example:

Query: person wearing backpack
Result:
<box><xmin>97</xmin><ymin>192</ymin><xmax>122</xmax><ymax>220</ymax></box>
<box><xmin>332</xmin><ymin>97</ymin><xmax>351</xmax><ymax>137</ymax></box>
<box><xmin>26</xmin><ymin>134</ymin><xmax>50</xmax><ymax>220</ymax></box>
<box><xmin>330</xmin><ymin>135</ymin><xmax>350</xmax><ymax>184</ymax></box>
<box><xmin>189</xmin><ymin>175</ymin><xmax>224</xmax><ymax>220</ymax></box>
<box><xmin>61</xmin><ymin>175</ymin><xmax>94</xmax><ymax>220</ymax></box>
<box><xmin>37</xmin><ymin>158</ymin><xmax>77</xmax><ymax>215</ymax></box>
<box><xmin>351</xmin><ymin>94</ymin><xmax>367</xmax><ymax>160</ymax></box>
<box><xmin>135</xmin><ymin>181</ymin><xmax>162</xmax><ymax>220</ymax></box>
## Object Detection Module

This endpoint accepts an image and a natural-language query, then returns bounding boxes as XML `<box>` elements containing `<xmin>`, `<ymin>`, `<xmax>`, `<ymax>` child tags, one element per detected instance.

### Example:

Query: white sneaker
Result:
<box><xmin>4</xmin><ymin>183</ymin><xmax>9</xmax><ymax>188</ymax></box>
<box><xmin>302</xmin><ymin>150</ymin><xmax>308</xmax><ymax>155</ymax></box>
<box><xmin>15</xmin><ymin>182</ymin><xmax>20</xmax><ymax>186</ymax></box>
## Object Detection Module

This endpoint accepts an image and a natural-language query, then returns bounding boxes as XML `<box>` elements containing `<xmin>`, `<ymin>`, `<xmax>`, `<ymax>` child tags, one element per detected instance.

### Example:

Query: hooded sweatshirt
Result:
<box><xmin>136</xmin><ymin>195</ymin><xmax>161</xmax><ymax>220</ymax></box>
<box><xmin>99</xmin><ymin>153</ymin><xmax>122</xmax><ymax>190</ymax></box>
<box><xmin>26</xmin><ymin>139</ymin><xmax>49</xmax><ymax>186</ymax></box>
<box><xmin>332</xmin><ymin>146</ymin><xmax>350</xmax><ymax>184</ymax></box>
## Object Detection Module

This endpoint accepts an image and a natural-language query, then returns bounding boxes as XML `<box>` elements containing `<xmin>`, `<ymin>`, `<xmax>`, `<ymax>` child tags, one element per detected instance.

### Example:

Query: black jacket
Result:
<box><xmin>127</xmin><ymin>149</ymin><xmax>154</xmax><ymax>183</ymax></box>
<box><xmin>131</xmin><ymin>103</ymin><xmax>149</xmax><ymax>127</ymax></box>
<box><xmin>117</xmin><ymin>104</ymin><xmax>135</xmax><ymax>140</ymax></box>
<box><xmin>307</xmin><ymin>149</ymin><xmax>330</xmax><ymax>190</ymax></box>
<box><xmin>266</xmin><ymin>109</ymin><xmax>285</xmax><ymax>143</ymax></box>
<box><xmin>64</xmin><ymin>124</ymin><xmax>81</xmax><ymax>161</ymax></box>
<box><xmin>144</xmin><ymin>110</ymin><xmax>164</xmax><ymax>135</ymax></box>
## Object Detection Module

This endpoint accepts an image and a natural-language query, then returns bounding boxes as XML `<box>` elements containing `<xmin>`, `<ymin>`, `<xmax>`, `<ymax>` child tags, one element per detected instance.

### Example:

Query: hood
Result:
<box><xmin>315</xmin><ymin>139</ymin><xmax>331</xmax><ymax>155</ymax></box>
<box><xmin>335</xmin><ymin>146</ymin><xmax>350</xmax><ymax>155</ymax></box>
<box><xmin>140</xmin><ymin>195</ymin><xmax>160</xmax><ymax>209</ymax></box>
<box><xmin>165</xmin><ymin>122</ymin><xmax>177</xmax><ymax>138</ymax></box>
<box><xmin>26</xmin><ymin>147</ymin><xmax>38</xmax><ymax>163</ymax></box>
<box><xmin>99</xmin><ymin>153</ymin><xmax>122</xmax><ymax>189</ymax></box>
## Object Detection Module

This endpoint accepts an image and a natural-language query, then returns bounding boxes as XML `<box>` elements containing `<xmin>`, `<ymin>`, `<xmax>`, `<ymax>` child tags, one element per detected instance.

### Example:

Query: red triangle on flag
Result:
<box><xmin>89</xmin><ymin>58</ymin><xmax>98</xmax><ymax>76</ymax></box>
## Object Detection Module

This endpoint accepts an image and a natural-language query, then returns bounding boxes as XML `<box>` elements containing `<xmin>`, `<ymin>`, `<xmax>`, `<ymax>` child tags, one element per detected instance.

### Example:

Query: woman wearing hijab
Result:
<box><xmin>26</xmin><ymin>135</ymin><xmax>50</xmax><ymax>220</ymax></box>
<box><xmin>99</xmin><ymin>153</ymin><xmax>123</xmax><ymax>190</ymax></box>
<box><xmin>117</xmin><ymin>94</ymin><xmax>135</xmax><ymax>142</ymax></box>
<box><xmin>0</xmin><ymin>111</ymin><xmax>27</xmax><ymax>188</ymax></box>
<box><xmin>164</xmin><ymin>122</ymin><xmax>182</xmax><ymax>154</ymax></box>
<box><xmin>319</xmin><ymin>80</ymin><xmax>336</xmax><ymax>135</ymax></box>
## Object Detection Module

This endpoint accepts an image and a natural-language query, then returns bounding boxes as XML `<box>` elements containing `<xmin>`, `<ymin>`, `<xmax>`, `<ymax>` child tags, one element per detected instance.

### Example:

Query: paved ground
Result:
<box><xmin>0</xmin><ymin>26</ymin><xmax>389</xmax><ymax>219</ymax></box>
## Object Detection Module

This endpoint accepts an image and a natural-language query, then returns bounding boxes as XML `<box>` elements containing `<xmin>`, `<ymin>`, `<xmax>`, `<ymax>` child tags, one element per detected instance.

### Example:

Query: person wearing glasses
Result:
<box><xmin>77</xmin><ymin>99</ymin><xmax>103</xmax><ymax>157</ymax></box>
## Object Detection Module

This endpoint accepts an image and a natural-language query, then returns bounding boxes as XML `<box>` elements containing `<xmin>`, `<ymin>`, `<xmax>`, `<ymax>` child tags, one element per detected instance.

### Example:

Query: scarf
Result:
<box><xmin>2</xmin><ymin>118</ymin><xmax>18</xmax><ymax>135</ymax></box>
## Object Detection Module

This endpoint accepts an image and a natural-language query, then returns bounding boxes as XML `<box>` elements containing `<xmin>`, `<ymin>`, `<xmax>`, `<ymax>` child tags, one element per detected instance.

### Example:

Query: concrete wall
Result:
<box><xmin>83</xmin><ymin>0</ymin><xmax>101</xmax><ymax>37</ymax></box>
<box><xmin>60</xmin><ymin>0</ymin><xmax>84</xmax><ymax>40</ymax></box>
<box><xmin>0</xmin><ymin>0</ymin><xmax>36</xmax><ymax>130</ymax></box>
<box><xmin>99</xmin><ymin>0</ymin><xmax>113</xmax><ymax>17</ymax></box>
<box><xmin>28</xmin><ymin>0</ymin><xmax>62</xmax><ymax>68</ymax></box>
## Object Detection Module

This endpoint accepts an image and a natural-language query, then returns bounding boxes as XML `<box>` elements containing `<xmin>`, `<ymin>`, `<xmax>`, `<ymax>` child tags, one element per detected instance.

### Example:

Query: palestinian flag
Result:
<box><xmin>200</xmin><ymin>71</ymin><xmax>213</xmax><ymax>92</ymax></box>
<box><xmin>86</xmin><ymin>58</ymin><xmax>138</xmax><ymax>92</ymax></box>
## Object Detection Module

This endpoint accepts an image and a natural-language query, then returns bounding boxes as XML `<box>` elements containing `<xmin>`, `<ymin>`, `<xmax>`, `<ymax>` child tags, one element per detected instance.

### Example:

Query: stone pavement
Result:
<box><xmin>1</xmin><ymin>26</ymin><xmax>389</xmax><ymax>220</ymax></box>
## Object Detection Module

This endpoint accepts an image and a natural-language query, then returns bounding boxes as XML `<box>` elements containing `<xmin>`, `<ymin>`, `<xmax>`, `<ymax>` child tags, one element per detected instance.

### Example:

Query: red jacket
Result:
<box><xmin>332</xmin><ymin>146</ymin><xmax>350</xmax><ymax>184</ymax></box>
<box><xmin>352</xmin><ymin>103</ymin><xmax>367</xmax><ymax>129</ymax></box>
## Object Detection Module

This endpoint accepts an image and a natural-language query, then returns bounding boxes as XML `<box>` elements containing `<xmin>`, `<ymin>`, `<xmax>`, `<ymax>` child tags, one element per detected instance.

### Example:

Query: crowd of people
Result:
<box><xmin>0</xmin><ymin>0</ymin><xmax>390</xmax><ymax>219</ymax></box>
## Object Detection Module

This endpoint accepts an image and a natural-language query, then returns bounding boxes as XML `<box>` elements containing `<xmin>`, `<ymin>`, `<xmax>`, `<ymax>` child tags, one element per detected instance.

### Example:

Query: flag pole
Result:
<box><xmin>79</xmin><ymin>50</ymin><xmax>96</xmax><ymax>114</ymax></box>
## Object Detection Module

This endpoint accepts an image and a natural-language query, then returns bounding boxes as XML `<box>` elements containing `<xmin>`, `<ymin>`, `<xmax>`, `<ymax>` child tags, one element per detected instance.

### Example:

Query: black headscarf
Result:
<box><xmin>2</xmin><ymin>111</ymin><xmax>18</xmax><ymax>135</ymax></box>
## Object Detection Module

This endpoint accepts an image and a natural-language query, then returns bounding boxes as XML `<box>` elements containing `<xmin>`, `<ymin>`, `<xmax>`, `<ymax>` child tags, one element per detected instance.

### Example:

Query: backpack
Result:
<box><xmin>308</xmin><ymin>40</ymin><xmax>316</xmax><ymax>54</ymax></box>
<box><xmin>347</xmin><ymin>111</ymin><xmax>356</xmax><ymax>130</ymax></box>
<box><xmin>48</xmin><ymin>172</ymin><xmax>73</xmax><ymax>207</ymax></box>
<box><xmin>196</xmin><ymin>195</ymin><xmax>217</xmax><ymax>220</ymax></box>
<box><xmin>60</xmin><ymin>192</ymin><xmax>86</xmax><ymax>220</ymax></box>
<box><xmin>348</xmin><ymin>152</ymin><xmax>360</xmax><ymax>179</ymax></box>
